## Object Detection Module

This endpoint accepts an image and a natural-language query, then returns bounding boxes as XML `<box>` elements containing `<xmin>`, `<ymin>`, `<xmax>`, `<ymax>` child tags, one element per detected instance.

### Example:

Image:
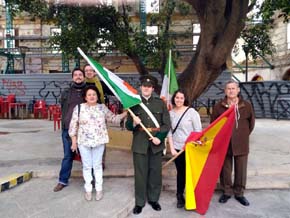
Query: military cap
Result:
<box><xmin>140</xmin><ymin>75</ymin><xmax>158</xmax><ymax>87</ymax></box>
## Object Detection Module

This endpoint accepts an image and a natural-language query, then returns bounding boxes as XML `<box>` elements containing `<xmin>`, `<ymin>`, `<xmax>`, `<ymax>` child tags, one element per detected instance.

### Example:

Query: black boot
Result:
<box><xmin>176</xmin><ymin>193</ymin><xmax>185</xmax><ymax>208</ymax></box>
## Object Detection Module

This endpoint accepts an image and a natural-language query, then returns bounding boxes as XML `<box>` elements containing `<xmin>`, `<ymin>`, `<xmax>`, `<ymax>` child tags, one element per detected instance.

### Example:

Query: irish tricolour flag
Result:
<box><xmin>78</xmin><ymin>47</ymin><xmax>160</xmax><ymax>128</ymax></box>
<box><xmin>160</xmin><ymin>50</ymin><xmax>178</xmax><ymax>110</ymax></box>
<box><xmin>77</xmin><ymin>48</ymin><xmax>141</xmax><ymax>109</ymax></box>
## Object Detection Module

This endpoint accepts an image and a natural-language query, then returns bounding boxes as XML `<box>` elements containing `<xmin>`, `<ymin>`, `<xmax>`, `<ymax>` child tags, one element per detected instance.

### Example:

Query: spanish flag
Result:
<box><xmin>185</xmin><ymin>106</ymin><xmax>235</xmax><ymax>215</ymax></box>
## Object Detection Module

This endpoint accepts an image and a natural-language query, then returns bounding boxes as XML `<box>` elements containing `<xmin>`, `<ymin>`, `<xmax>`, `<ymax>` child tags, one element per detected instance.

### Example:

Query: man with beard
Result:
<box><xmin>53</xmin><ymin>68</ymin><xmax>86</xmax><ymax>192</ymax></box>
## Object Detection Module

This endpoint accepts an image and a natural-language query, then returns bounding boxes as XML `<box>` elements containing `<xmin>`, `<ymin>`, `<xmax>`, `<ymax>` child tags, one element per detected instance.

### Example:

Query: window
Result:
<box><xmin>287</xmin><ymin>22</ymin><xmax>290</xmax><ymax>49</ymax></box>
<box><xmin>99</xmin><ymin>0</ymin><xmax>112</xmax><ymax>6</ymax></box>
<box><xmin>50</xmin><ymin>27</ymin><xmax>61</xmax><ymax>53</ymax></box>
<box><xmin>146</xmin><ymin>26</ymin><xmax>158</xmax><ymax>35</ymax></box>
<box><xmin>97</xmin><ymin>29</ymin><xmax>112</xmax><ymax>53</ymax></box>
<box><xmin>4</xmin><ymin>29</ymin><xmax>15</xmax><ymax>49</ymax></box>
<box><xmin>192</xmin><ymin>24</ymin><xmax>200</xmax><ymax>50</ymax></box>
<box><xmin>50</xmin><ymin>27</ymin><xmax>61</xmax><ymax>36</ymax></box>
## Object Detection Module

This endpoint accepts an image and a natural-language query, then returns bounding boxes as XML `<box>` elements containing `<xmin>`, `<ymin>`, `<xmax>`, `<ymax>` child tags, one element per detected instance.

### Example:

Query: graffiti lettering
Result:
<box><xmin>1</xmin><ymin>79</ymin><xmax>26</xmax><ymax>96</ymax></box>
<box><xmin>193</xmin><ymin>81</ymin><xmax>290</xmax><ymax>120</ymax></box>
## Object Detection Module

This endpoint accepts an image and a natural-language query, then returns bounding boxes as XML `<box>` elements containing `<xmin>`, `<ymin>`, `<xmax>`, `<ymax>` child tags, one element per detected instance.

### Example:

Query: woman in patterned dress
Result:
<box><xmin>69</xmin><ymin>86</ymin><xmax>127</xmax><ymax>201</ymax></box>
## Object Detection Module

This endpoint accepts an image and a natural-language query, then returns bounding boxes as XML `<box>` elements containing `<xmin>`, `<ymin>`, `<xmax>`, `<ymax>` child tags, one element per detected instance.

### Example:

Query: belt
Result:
<box><xmin>138</xmin><ymin>127</ymin><xmax>160</xmax><ymax>132</ymax></box>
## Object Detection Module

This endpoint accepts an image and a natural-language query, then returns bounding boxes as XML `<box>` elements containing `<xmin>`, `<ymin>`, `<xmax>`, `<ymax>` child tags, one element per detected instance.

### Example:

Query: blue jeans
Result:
<box><xmin>58</xmin><ymin>129</ymin><xmax>74</xmax><ymax>185</ymax></box>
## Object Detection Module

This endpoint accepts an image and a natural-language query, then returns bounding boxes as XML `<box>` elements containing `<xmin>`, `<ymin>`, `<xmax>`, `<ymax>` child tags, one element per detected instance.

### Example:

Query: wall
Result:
<box><xmin>194</xmin><ymin>80</ymin><xmax>290</xmax><ymax>119</ymax></box>
<box><xmin>2</xmin><ymin>72</ymin><xmax>288</xmax><ymax>119</ymax></box>
<box><xmin>233</xmin><ymin>15</ymin><xmax>290</xmax><ymax>82</ymax></box>
<box><xmin>240</xmin><ymin>81</ymin><xmax>290</xmax><ymax>119</ymax></box>
<box><xmin>0</xmin><ymin>71</ymin><xmax>230</xmax><ymax>104</ymax></box>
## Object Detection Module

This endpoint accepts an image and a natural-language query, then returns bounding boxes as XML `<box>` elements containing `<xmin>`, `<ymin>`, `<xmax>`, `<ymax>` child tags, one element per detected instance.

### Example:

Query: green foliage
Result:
<box><xmin>47</xmin><ymin>5</ymin><xmax>120</xmax><ymax>57</ymax></box>
<box><xmin>6</xmin><ymin>0</ymin><xmax>49</xmax><ymax>19</ymax></box>
<box><xmin>5</xmin><ymin>0</ymin><xmax>191</xmax><ymax>74</ymax></box>
<box><xmin>176</xmin><ymin>1</ymin><xmax>192</xmax><ymax>16</ymax></box>
<box><xmin>259</xmin><ymin>0</ymin><xmax>290</xmax><ymax>23</ymax></box>
<box><xmin>241</xmin><ymin>22</ymin><xmax>275</xmax><ymax>60</ymax></box>
<box><xmin>239</xmin><ymin>0</ymin><xmax>289</xmax><ymax>61</ymax></box>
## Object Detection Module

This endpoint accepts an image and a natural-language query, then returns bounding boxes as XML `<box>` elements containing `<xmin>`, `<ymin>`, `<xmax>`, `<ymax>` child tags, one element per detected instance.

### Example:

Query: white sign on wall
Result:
<box><xmin>146</xmin><ymin>26</ymin><xmax>158</xmax><ymax>35</ymax></box>
<box><xmin>146</xmin><ymin>0</ymin><xmax>159</xmax><ymax>13</ymax></box>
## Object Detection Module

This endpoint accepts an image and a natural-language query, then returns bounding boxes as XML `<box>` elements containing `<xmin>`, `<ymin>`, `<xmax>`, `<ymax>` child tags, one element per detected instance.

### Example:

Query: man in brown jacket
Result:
<box><xmin>211</xmin><ymin>80</ymin><xmax>255</xmax><ymax>206</ymax></box>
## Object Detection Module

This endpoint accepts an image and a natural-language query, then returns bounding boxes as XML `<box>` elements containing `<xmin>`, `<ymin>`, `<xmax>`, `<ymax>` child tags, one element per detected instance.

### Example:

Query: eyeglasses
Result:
<box><xmin>85</xmin><ymin>70</ymin><xmax>95</xmax><ymax>72</ymax></box>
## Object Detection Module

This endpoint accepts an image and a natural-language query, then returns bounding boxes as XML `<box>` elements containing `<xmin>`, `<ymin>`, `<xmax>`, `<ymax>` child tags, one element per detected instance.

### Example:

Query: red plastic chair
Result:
<box><xmin>48</xmin><ymin>104</ymin><xmax>59</xmax><ymax>120</ymax></box>
<box><xmin>0</xmin><ymin>97</ymin><xmax>4</xmax><ymax>117</ymax></box>
<box><xmin>7</xmin><ymin>94</ymin><xmax>15</xmax><ymax>103</ymax></box>
<box><xmin>33</xmin><ymin>100</ymin><xmax>48</xmax><ymax>119</ymax></box>
<box><xmin>52</xmin><ymin>105</ymin><xmax>61</xmax><ymax>131</ymax></box>
<box><xmin>109</xmin><ymin>103</ymin><xmax>118</xmax><ymax>114</ymax></box>
<box><xmin>7</xmin><ymin>94</ymin><xmax>17</xmax><ymax>119</ymax></box>
<box><xmin>0</xmin><ymin>96</ymin><xmax>10</xmax><ymax>118</ymax></box>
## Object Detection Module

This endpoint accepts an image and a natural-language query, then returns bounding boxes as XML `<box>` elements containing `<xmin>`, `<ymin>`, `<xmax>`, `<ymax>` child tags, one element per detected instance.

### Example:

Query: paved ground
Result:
<box><xmin>0</xmin><ymin>118</ymin><xmax>290</xmax><ymax>218</ymax></box>
<box><xmin>1</xmin><ymin>178</ymin><xmax>290</xmax><ymax>218</ymax></box>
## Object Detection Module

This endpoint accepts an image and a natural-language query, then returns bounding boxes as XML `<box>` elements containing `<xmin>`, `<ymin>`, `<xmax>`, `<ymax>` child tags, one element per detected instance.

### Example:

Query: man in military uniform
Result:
<box><xmin>126</xmin><ymin>75</ymin><xmax>171</xmax><ymax>215</ymax></box>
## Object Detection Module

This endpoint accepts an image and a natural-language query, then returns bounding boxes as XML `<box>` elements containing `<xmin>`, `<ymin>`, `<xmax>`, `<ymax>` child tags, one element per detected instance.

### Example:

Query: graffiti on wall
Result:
<box><xmin>38</xmin><ymin>81</ymin><xmax>70</xmax><ymax>104</ymax></box>
<box><xmin>192</xmin><ymin>82</ymin><xmax>225</xmax><ymax>115</ymax></box>
<box><xmin>0</xmin><ymin>79</ymin><xmax>27</xmax><ymax>96</ymax></box>
<box><xmin>240</xmin><ymin>82</ymin><xmax>290</xmax><ymax>119</ymax></box>
<box><xmin>1</xmin><ymin>73</ymin><xmax>289</xmax><ymax>119</ymax></box>
<box><xmin>193</xmin><ymin>81</ymin><xmax>290</xmax><ymax>120</ymax></box>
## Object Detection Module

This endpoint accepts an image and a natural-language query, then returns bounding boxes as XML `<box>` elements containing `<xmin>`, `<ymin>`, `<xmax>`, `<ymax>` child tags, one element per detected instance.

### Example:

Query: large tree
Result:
<box><xmin>178</xmin><ymin>0</ymin><xmax>255</xmax><ymax>101</ymax></box>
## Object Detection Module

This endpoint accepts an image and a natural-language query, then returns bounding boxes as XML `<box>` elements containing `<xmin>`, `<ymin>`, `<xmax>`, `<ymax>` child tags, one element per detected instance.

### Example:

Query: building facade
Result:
<box><xmin>0</xmin><ymin>0</ymin><xmax>198</xmax><ymax>74</ymax></box>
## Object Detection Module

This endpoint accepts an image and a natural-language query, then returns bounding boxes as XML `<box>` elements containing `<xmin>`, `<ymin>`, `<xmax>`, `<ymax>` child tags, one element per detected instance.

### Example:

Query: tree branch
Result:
<box><xmin>248</xmin><ymin>0</ymin><xmax>256</xmax><ymax>13</ymax></box>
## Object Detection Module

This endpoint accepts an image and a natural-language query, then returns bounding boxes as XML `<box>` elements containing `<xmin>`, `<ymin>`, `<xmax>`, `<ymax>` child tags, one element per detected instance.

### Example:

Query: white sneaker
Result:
<box><xmin>85</xmin><ymin>192</ymin><xmax>92</xmax><ymax>201</ymax></box>
<box><xmin>96</xmin><ymin>191</ymin><xmax>103</xmax><ymax>201</ymax></box>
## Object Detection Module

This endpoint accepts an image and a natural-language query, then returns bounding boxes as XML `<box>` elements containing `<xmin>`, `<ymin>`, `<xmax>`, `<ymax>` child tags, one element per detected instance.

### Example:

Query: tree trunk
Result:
<box><xmin>127</xmin><ymin>53</ymin><xmax>149</xmax><ymax>76</ymax></box>
<box><xmin>180</xmin><ymin>0</ymin><xmax>250</xmax><ymax>103</ymax></box>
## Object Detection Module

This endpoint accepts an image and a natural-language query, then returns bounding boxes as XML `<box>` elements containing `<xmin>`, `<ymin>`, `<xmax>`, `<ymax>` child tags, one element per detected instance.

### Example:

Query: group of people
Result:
<box><xmin>52</xmin><ymin>66</ymin><xmax>255</xmax><ymax>215</ymax></box>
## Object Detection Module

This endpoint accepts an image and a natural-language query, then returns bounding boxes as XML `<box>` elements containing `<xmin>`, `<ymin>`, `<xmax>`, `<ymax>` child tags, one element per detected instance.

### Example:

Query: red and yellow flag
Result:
<box><xmin>185</xmin><ymin>106</ymin><xmax>235</xmax><ymax>215</ymax></box>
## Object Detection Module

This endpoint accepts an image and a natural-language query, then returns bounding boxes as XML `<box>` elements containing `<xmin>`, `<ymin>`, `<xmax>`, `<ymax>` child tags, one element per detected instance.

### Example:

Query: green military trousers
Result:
<box><xmin>133</xmin><ymin>148</ymin><xmax>162</xmax><ymax>207</ymax></box>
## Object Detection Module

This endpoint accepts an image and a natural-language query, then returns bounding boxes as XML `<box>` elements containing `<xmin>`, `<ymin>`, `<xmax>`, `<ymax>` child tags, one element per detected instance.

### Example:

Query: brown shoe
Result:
<box><xmin>85</xmin><ymin>192</ymin><xmax>92</xmax><ymax>201</ymax></box>
<box><xmin>53</xmin><ymin>183</ymin><xmax>66</xmax><ymax>192</ymax></box>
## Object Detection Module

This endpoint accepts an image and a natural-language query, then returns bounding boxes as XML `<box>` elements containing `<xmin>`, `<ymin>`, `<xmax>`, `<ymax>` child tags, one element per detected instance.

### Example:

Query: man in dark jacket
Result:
<box><xmin>53</xmin><ymin>68</ymin><xmax>86</xmax><ymax>192</ymax></box>
<box><xmin>211</xmin><ymin>80</ymin><xmax>255</xmax><ymax>206</ymax></box>
<box><xmin>126</xmin><ymin>75</ymin><xmax>171</xmax><ymax>215</ymax></box>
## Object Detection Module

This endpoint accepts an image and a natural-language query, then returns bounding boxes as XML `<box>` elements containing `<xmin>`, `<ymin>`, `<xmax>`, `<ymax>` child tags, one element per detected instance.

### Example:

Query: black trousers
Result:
<box><xmin>174</xmin><ymin>149</ymin><xmax>185</xmax><ymax>195</ymax></box>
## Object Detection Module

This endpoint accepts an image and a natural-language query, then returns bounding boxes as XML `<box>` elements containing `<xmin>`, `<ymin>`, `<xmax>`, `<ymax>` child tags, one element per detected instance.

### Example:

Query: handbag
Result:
<box><xmin>73</xmin><ymin>104</ymin><xmax>82</xmax><ymax>162</ymax></box>
<box><xmin>73</xmin><ymin>148</ymin><xmax>82</xmax><ymax>162</ymax></box>
<box><xmin>172</xmin><ymin>107</ymin><xmax>190</xmax><ymax>134</ymax></box>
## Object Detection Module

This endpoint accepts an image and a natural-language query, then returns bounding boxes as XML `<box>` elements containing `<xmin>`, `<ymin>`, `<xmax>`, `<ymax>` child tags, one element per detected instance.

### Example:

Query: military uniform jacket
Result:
<box><xmin>126</xmin><ymin>96</ymin><xmax>171</xmax><ymax>154</ymax></box>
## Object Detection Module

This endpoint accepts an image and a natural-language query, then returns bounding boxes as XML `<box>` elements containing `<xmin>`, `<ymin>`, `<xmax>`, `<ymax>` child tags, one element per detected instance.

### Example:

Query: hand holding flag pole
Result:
<box><xmin>77</xmin><ymin>47</ymin><xmax>159</xmax><ymax>139</ymax></box>
<box><xmin>162</xmin><ymin>149</ymin><xmax>184</xmax><ymax>168</ymax></box>
<box><xmin>127</xmin><ymin>109</ymin><xmax>154</xmax><ymax>138</ymax></box>
<box><xmin>162</xmin><ymin>140</ymin><xmax>202</xmax><ymax>169</ymax></box>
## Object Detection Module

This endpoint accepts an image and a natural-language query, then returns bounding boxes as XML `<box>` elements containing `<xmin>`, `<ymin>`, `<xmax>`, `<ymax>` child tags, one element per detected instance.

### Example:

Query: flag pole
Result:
<box><xmin>167</xmin><ymin>50</ymin><xmax>171</xmax><ymax>108</ymax></box>
<box><xmin>162</xmin><ymin>140</ymin><xmax>202</xmax><ymax>168</ymax></box>
<box><xmin>128</xmin><ymin>108</ymin><xmax>154</xmax><ymax>139</ymax></box>
<box><xmin>162</xmin><ymin>149</ymin><xmax>184</xmax><ymax>169</ymax></box>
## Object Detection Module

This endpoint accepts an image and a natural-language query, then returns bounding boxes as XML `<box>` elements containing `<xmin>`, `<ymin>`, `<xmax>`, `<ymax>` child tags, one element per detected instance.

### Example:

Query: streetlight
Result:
<box><xmin>19</xmin><ymin>46</ymin><xmax>29</xmax><ymax>74</ymax></box>
<box><xmin>242</xmin><ymin>45</ymin><xmax>249</xmax><ymax>82</ymax></box>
